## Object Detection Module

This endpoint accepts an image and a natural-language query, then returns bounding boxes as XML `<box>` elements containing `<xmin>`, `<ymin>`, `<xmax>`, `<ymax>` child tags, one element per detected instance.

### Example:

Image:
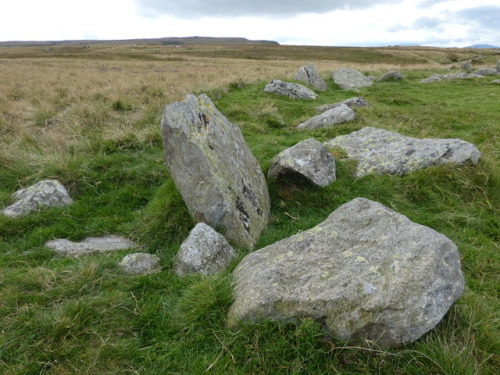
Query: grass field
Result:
<box><xmin>0</xmin><ymin>44</ymin><xmax>499</xmax><ymax>374</ymax></box>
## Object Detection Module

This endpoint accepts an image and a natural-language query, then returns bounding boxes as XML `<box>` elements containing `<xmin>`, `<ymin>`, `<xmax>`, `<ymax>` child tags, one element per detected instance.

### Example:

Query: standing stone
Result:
<box><xmin>294</xmin><ymin>63</ymin><xmax>327</xmax><ymax>91</ymax></box>
<box><xmin>46</xmin><ymin>235</ymin><xmax>137</xmax><ymax>257</ymax></box>
<box><xmin>161</xmin><ymin>94</ymin><xmax>270</xmax><ymax>250</ymax></box>
<box><xmin>268</xmin><ymin>138</ymin><xmax>336</xmax><ymax>187</ymax></box>
<box><xmin>264</xmin><ymin>80</ymin><xmax>318</xmax><ymax>99</ymax></box>
<box><xmin>228</xmin><ymin>198</ymin><xmax>464</xmax><ymax>347</ymax></box>
<box><xmin>2</xmin><ymin>179</ymin><xmax>73</xmax><ymax>218</ymax></box>
<box><xmin>315</xmin><ymin>97</ymin><xmax>369</xmax><ymax>113</ymax></box>
<box><xmin>173</xmin><ymin>223</ymin><xmax>237</xmax><ymax>275</ymax></box>
<box><xmin>120</xmin><ymin>253</ymin><xmax>161</xmax><ymax>275</ymax></box>
<box><xmin>324</xmin><ymin>127</ymin><xmax>480</xmax><ymax>177</ymax></box>
<box><xmin>297</xmin><ymin>104</ymin><xmax>356</xmax><ymax>130</ymax></box>
<box><xmin>377</xmin><ymin>70</ymin><xmax>403</xmax><ymax>82</ymax></box>
<box><xmin>332</xmin><ymin>68</ymin><xmax>373</xmax><ymax>90</ymax></box>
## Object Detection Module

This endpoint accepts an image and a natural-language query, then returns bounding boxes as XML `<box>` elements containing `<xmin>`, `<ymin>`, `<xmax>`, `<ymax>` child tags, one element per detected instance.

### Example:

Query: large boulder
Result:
<box><xmin>228</xmin><ymin>198</ymin><xmax>464</xmax><ymax>347</ymax></box>
<box><xmin>315</xmin><ymin>97</ymin><xmax>369</xmax><ymax>113</ymax></box>
<box><xmin>173</xmin><ymin>223</ymin><xmax>237</xmax><ymax>275</ymax></box>
<box><xmin>377</xmin><ymin>70</ymin><xmax>403</xmax><ymax>82</ymax></box>
<box><xmin>264</xmin><ymin>80</ymin><xmax>318</xmax><ymax>99</ymax></box>
<box><xmin>294</xmin><ymin>63</ymin><xmax>327</xmax><ymax>91</ymax></box>
<box><xmin>2</xmin><ymin>179</ymin><xmax>73</xmax><ymax>218</ymax></box>
<box><xmin>46</xmin><ymin>235</ymin><xmax>137</xmax><ymax>257</ymax></box>
<box><xmin>324</xmin><ymin>127</ymin><xmax>480</xmax><ymax>177</ymax></box>
<box><xmin>160</xmin><ymin>94</ymin><xmax>270</xmax><ymax>249</ymax></box>
<box><xmin>267</xmin><ymin>138</ymin><xmax>336</xmax><ymax>187</ymax></box>
<box><xmin>331</xmin><ymin>68</ymin><xmax>373</xmax><ymax>90</ymax></box>
<box><xmin>297</xmin><ymin>104</ymin><xmax>356</xmax><ymax>130</ymax></box>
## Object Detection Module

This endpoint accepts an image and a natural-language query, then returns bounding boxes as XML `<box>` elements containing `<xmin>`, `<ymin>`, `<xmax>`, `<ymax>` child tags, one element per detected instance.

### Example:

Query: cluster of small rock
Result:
<box><xmin>421</xmin><ymin>59</ymin><xmax>500</xmax><ymax>83</ymax></box>
<box><xmin>2</xmin><ymin>61</ymin><xmax>484</xmax><ymax>347</ymax></box>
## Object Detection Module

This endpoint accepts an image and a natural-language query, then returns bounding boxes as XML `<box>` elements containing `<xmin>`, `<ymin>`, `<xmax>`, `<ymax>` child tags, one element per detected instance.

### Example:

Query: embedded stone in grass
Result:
<box><xmin>263</xmin><ymin>80</ymin><xmax>318</xmax><ymax>99</ymax></box>
<box><xmin>228</xmin><ymin>198</ymin><xmax>465</xmax><ymax>348</ymax></box>
<box><xmin>294</xmin><ymin>63</ymin><xmax>327</xmax><ymax>91</ymax></box>
<box><xmin>46</xmin><ymin>235</ymin><xmax>138</xmax><ymax>257</ymax></box>
<box><xmin>268</xmin><ymin>138</ymin><xmax>336</xmax><ymax>187</ymax></box>
<box><xmin>160</xmin><ymin>93</ymin><xmax>270</xmax><ymax>250</ymax></box>
<box><xmin>331</xmin><ymin>68</ymin><xmax>373</xmax><ymax>90</ymax></box>
<box><xmin>297</xmin><ymin>104</ymin><xmax>356</xmax><ymax>130</ymax></box>
<box><xmin>377</xmin><ymin>70</ymin><xmax>403</xmax><ymax>82</ymax></box>
<box><xmin>120</xmin><ymin>253</ymin><xmax>161</xmax><ymax>275</ymax></box>
<box><xmin>173</xmin><ymin>223</ymin><xmax>237</xmax><ymax>276</ymax></box>
<box><xmin>2</xmin><ymin>179</ymin><xmax>73</xmax><ymax>218</ymax></box>
<box><xmin>315</xmin><ymin>97</ymin><xmax>369</xmax><ymax>114</ymax></box>
<box><xmin>472</xmin><ymin>68</ymin><xmax>499</xmax><ymax>76</ymax></box>
<box><xmin>324</xmin><ymin>127</ymin><xmax>480</xmax><ymax>177</ymax></box>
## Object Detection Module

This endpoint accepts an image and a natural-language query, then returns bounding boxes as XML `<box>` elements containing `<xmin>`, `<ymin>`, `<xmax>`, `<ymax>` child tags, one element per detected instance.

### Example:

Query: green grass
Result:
<box><xmin>1</xmin><ymin>70</ymin><xmax>498</xmax><ymax>374</ymax></box>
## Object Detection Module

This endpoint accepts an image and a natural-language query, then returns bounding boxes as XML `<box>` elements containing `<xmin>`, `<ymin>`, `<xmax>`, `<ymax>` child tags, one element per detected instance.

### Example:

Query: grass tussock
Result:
<box><xmin>1</xmin><ymin>44</ymin><xmax>498</xmax><ymax>374</ymax></box>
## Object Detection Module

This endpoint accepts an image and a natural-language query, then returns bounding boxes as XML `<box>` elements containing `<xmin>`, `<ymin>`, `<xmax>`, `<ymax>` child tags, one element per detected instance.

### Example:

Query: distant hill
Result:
<box><xmin>466</xmin><ymin>44</ymin><xmax>500</xmax><ymax>49</ymax></box>
<box><xmin>0</xmin><ymin>36</ymin><xmax>280</xmax><ymax>48</ymax></box>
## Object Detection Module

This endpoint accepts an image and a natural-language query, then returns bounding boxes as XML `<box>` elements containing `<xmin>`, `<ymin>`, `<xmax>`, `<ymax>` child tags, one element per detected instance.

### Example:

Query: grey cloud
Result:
<box><xmin>456</xmin><ymin>6</ymin><xmax>500</xmax><ymax>30</ymax></box>
<box><xmin>136</xmin><ymin>0</ymin><xmax>399</xmax><ymax>18</ymax></box>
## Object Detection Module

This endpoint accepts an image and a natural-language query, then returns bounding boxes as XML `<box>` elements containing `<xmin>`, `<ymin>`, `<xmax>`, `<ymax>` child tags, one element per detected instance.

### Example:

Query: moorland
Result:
<box><xmin>0</xmin><ymin>43</ymin><xmax>498</xmax><ymax>374</ymax></box>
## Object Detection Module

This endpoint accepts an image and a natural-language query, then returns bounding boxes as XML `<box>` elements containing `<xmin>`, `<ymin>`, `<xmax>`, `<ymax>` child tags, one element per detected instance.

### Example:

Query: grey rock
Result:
<box><xmin>331</xmin><ymin>68</ymin><xmax>373</xmax><ymax>90</ymax></box>
<box><xmin>377</xmin><ymin>70</ymin><xmax>403</xmax><ymax>82</ymax></box>
<box><xmin>324</xmin><ymin>127</ymin><xmax>480</xmax><ymax>177</ymax></box>
<box><xmin>268</xmin><ymin>138</ymin><xmax>336</xmax><ymax>187</ymax></box>
<box><xmin>461</xmin><ymin>61</ymin><xmax>472</xmax><ymax>72</ymax></box>
<box><xmin>294</xmin><ymin>63</ymin><xmax>327</xmax><ymax>91</ymax></box>
<box><xmin>491</xmin><ymin>79</ymin><xmax>500</xmax><ymax>84</ymax></box>
<box><xmin>419</xmin><ymin>72</ymin><xmax>483</xmax><ymax>83</ymax></box>
<box><xmin>315</xmin><ymin>97</ymin><xmax>369</xmax><ymax>114</ymax></box>
<box><xmin>228</xmin><ymin>198</ymin><xmax>464</xmax><ymax>347</ymax></box>
<box><xmin>472</xmin><ymin>68</ymin><xmax>498</xmax><ymax>76</ymax></box>
<box><xmin>160</xmin><ymin>94</ymin><xmax>270</xmax><ymax>250</ymax></box>
<box><xmin>264</xmin><ymin>80</ymin><xmax>318</xmax><ymax>99</ymax></box>
<box><xmin>173</xmin><ymin>223</ymin><xmax>237</xmax><ymax>275</ymax></box>
<box><xmin>46</xmin><ymin>235</ymin><xmax>137</xmax><ymax>257</ymax></box>
<box><xmin>297</xmin><ymin>104</ymin><xmax>356</xmax><ymax>130</ymax></box>
<box><xmin>497</xmin><ymin>59</ymin><xmax>500</xmax><ymax>72</ymax></box>
<box><xmin>2</xmin><ymin>179</ymin><xmax>73</xmax><ymax>218</ymax></box>
<box><xmin>120</xmin><ymin>253</ymin><xmax>161</xmax><ymax>275</ymax></box>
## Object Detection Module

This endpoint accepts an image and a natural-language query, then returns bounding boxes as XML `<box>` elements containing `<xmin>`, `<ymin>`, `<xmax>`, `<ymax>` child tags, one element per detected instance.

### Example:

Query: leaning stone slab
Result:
<box><xmin>228</xmin><ymin>198</ymin><xmax>464</xmax><ymax>347</ymax></box>
<box><xmin>2</xmin><ymin>179</ymin><xmax>73</xmax><ymax>218</ymax></box>
<box><xmin>315</xmin><ymin>97</ymin><xmax>369</xmax><ymax>114</ymax></box>
<box><xmin>297</xmin><ymin>104</ymin><xmax>356</xmax><ymax>130</ymax></box>
<box><xmin>331</xmin><ymin>68</ymin><xmax>373</xmax><ymax>90</ymax></box>
<box><xmin>161</xmin><ymin>94</ymin><xmax>270</xmax><ymax>250</ymax></box>
<box><xmin>324</xmin><ymin>127</ymin><xmax>480</xmax><ymax>177</ymax></box>
<box><xmin>46</xmin><ymin>235</ymin><xmax>137</xmax><ymax>257</ymax></box>
<box><xmin>264</xmin><ymin>80</ymin><xmax>318</xmax><ymax>99</ymax></box>
<box><xmin>377</xmin><ymin>70</ymin><xmax>403</xmax><ymax>82</ymax></box>
<box><xmin>173</xmin><ymin>223</ymin><xmax>237</xmax><ymax>276</ymax></box>
<box><xmin>294</xmin><ymin>63</ymin><xmax>327</xmax><ymax>91</ymax></box>
<box><xmin>120</xmin><ymin>253</ymin><xmax>161</xmax><ymax>275</ymax></box>
<box><xmin>268</xmin><ymin>138</ymin><xmax>336</xmax><ymax>187</ymax></box>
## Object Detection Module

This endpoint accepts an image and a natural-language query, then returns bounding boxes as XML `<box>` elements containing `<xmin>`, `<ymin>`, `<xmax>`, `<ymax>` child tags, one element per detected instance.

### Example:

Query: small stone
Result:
<box><xmin>46</xmin><ymin>235</ymin><xmax>137</xmax><ymax>257</ymax></box>
<box><xmin>377</xmin><ymin>70</ymin><xmax>403</xmax><ymax>82</ymax></box>
<box><xmin>297</xmin><ymin>104</ymin><xmax>356</xmax><ymax>130</ymax></box>
<box><xmin>264</xmin><ymin>80</ymin><xmax>318</xmax><ymax>99</ymax></box>
<box><xmin>173</xmin><ymin>223</ymin><xmax>237</xmax><ymax>276</ymax></box>
<box><xmin>120</xmin><ymin>253</ymin><xmax>161</xmax><ymax>275</ymax></box>
<box><xmin>315</xmin><ymin>97</ymin><xmax>369</xmax><ymax>113</ymax></box>
<box><xmin>2</xmin><ymin>179</ymin><xmax>73</xmax><ymax>218</ymax></box>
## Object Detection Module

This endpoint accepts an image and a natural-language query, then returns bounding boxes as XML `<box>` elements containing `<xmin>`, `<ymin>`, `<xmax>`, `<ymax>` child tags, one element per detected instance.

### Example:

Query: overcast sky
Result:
<box><xmin>1</xmin><ymin>0</ymin><xmax>499</xmax><ymax>47</ymax></box>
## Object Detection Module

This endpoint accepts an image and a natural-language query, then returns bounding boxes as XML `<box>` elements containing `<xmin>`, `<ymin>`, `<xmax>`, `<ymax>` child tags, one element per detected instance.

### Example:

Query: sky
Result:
<box><xmin>1</xmin><ymin>0</ymin><xmax>499</xmax><ymax>47</ymax></box>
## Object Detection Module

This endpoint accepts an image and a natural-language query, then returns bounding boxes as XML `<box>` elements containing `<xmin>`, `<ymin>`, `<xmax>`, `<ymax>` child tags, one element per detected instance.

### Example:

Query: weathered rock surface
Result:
<box><xmin>377</xmin><ymin>70</ymin><xmax>403</xmax><ymax>82</ymax></box>
<box><xmin>315</xmin><ymin>97</ymin><xmax>369</xmax><ymax>113</ymax></box>
<box><xmin>472</xmin><ymin>68</ymin><xmax>499</xmax><ymax>76</ymax></box>
<box><xmin>120</xmin><ymin>253</ymin><xmax>161</xmax><ymax>275</ymax></box>
<box><xmin>324</xmin><ymin>127</ymin><xmax>480</xmax><ymax>177</ymax></box>
<box><xmin>419</xmin><ymin>73</ymin><xmax>483</xmax><ymax>82</ymax></box>
<box><xmin>46</xmin><ymin>235</ymin><xmax>137</xmax><ymax>257</ymax></box>
<box><xmin>228</xmin><ymin>198</ymin><xmax>465</xmax><ymax>347</ymax></box>
<box><xmin>331</xmin><ymin>68</ymin><xmax>373</xmax><ymax>90</ymax></box>
<box><xmin>264</xmin><ymin>80</ymin><xmax>318</xmax><ymax>99</ymax></box>
<box><xmin>173</xmin><ymin>223</ymin><xmax>237</xmax><ymax>275</ymax></box>
<box><xmin>294</xmin><ymin>63</ymin><xmax>327</xmax><ymax>91</ymax></box>
<box><xmin>2</xmin><ymin>179</ymin><xmax>73</xmax><ymax>218</ymax></box>
<box><xmin>491</xmin><ymin>79</ymin><xmax>500</xmax><ymax>84</ymax></box>
<box><xmin>267</xmin><ymin>138</ymin><xmax>336</xmax><ymax>187</ymax></box>
<box><xmin>297</xmin><ymin>104</ymin><xmax>356</xmax><ymax>130</ymax></box>
<box><xmin>461</xmin><ymin>61</ymin><xmax>472</xmax><ymax>72</ymax></box>
<box><xmin>160</xmin><ymin>94</ymin><xmax>270</xmax><ymax>250</ymax></box>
